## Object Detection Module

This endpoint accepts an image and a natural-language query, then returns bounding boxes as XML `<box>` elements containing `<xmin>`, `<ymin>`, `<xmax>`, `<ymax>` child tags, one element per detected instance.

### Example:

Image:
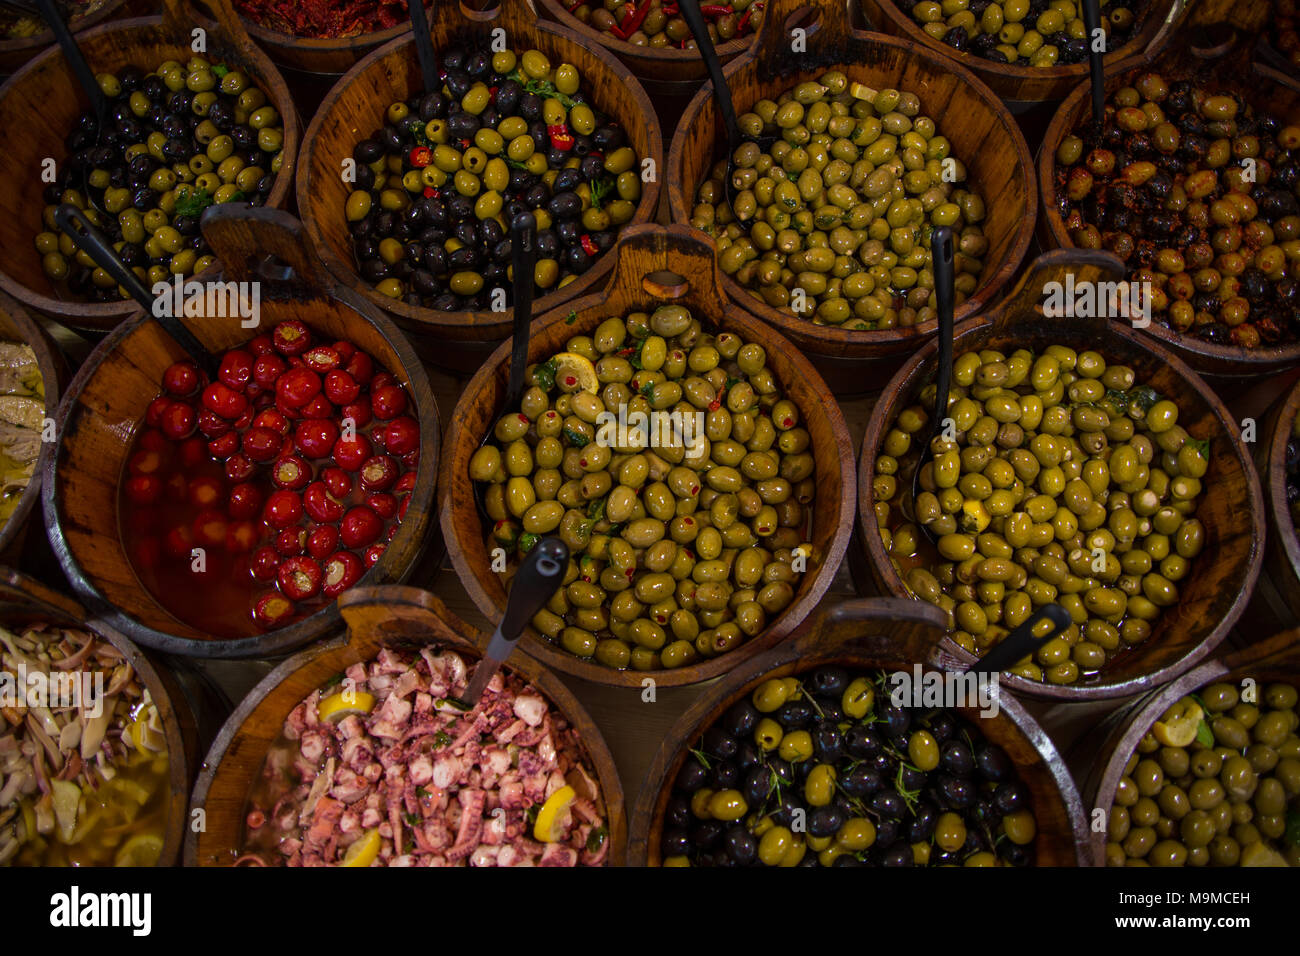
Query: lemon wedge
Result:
<box><xmin>552</xmin><ymin>353</ymin><xmax>598</xmax><ymax>394</ymax></box>
<box><xmin>114</xmin><ymin>832</ymin><xmax>164</xmax><ymax>867</ymax></box>
<box><xmin>662</xmin><ymin>855</ymin><xmax>691</xmax><ymax>867</ymax></box>
<box><xmin>1152</xmin><ymin>699</ymin><xmax>1203</xmax><ymax>748</ymax></box>
<box><xmin>532</xmin><ymin>785</ymin><xmax>576</xmax><ymax>843</ymax></box>
<box><xmin>317</xmin><ymin>689</ymin><xmax>376</xmax><ymax>724</ymax></box>
<box><xmin>340</xmin><ymin>828</ymin><xmax>381</xmax><ymax>867</ymax></box>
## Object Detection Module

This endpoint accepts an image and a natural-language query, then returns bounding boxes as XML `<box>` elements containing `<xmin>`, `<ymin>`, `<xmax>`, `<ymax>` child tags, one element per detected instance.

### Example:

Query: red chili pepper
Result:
<box><xmin>409</xmin><ymin>146</ymin><xmax>432</xmax><ymax>168</ymax></box>
<box><xmin>737</xmin><ymin>0</ymin><xmax>762</xmax><ymax>32</ymax></box>
<box><xmin>548</xmin><ymin>124</ymin><xmax>575</xmax><ymax>151</ymax></box>
<box><xmin>580</xmin><ymin>234</ymin><xmax>598</xmax><ymax>256</ymax></box>
<box><xmin>422</xmin><ymin>186</ymin><xmax>441</xmax><ymax>199</ymax></box>
<box><xmin>700</xmin><ymin>4</ymin><xmax>732</xmax><ymax>15</ymax></box>
<box><xmin>611</xmin><ymin>0</ymin><xmax>652</xmax><ymax>40</ymax></box>
<box><xmin>708</xmin><ymin>398</ymin><xmax>722</xmax><ymax>411</ymax></box>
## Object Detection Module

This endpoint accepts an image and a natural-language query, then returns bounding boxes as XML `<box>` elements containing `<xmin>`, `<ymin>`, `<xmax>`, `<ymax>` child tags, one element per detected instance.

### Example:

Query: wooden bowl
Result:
<box><xmin>41</xmin><ymin>207</ymin><xmax>440</xmax><ymax>659</ymax></box>
<box><xmin>440</xmin><ymin>223</ymin><xmax>855</xmax><ymax>687</ymax></box>
<box><xmin>535</xmin><ymin>0</ymin><xmax>756</xmax><ymax>99</ymax></box>
<box><xmin>1246</xmin><ymin>375</ymin><xmax>1300</xmax><ymax>627</ymax></box>
<box><xmin>628</xmin><ymin>597</ymin><xmax>1092</xmax><ymax>866</ymax></box>
<box><xmin>858</xmin><ymin>0</ymin><xmax>1179</xmax><ymax>105</ymax></box>
<box><xmin>0</xmin><ymin>0</ymin><xmax>301</xmax><ymax>334</ymax></box>
<box><xmin>0</xmin><ymin>290</ymin><xmax>66</xmax><ymax>563</ymax></box>
<box><xmin>1076</xmin><ymin>628</ymin><xmax>1300</xmax><ymax>867</ymax></box>
<box><xmin>1037</xmin><ymin>45</ymin><xmax>1300</xmax><ymax>378</ymax></box>
<box><xmin>0</xmin><ymin>567</ymin><xmax>196</xmax><ymax>867</ymax></box>
<box><xmin>0</xmin><ymin>0</ymin><xmax>149</xmax><ymax>76</ymax></box>
<box><xmin>296</xmin><ymin>0</ymin><xmax>663</xmax><ymax>372</ymax></box>
<box><xmin>858</xmin><ymin>249</ymin><xmax>1267</xmax><ymax>701</ymax></box>
<box><xmin>186</xmin><ymin>585</ymin><xmax>627</xmax><ymax>866</ymax></box>
<box><xmin>234</xmin><ymin>14</ymin><xmax>412</xmax><ymax>77</ymax></box>
<box><xmin>666</xmin><ymin>0</ymin><xmax>1036</xmax><ymax>390</ymax></box>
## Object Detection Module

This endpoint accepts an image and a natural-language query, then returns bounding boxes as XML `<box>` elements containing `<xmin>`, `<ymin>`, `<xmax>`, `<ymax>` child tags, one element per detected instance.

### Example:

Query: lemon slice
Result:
<box><xmin>552</xmin><ymin>353</ymin><xmax>598</xmax><ymax>394</ymax></box>
<box><xmin>1152</xmin><ymin>699</ymin><xmax>1203</xmax><ymax>748</ymax></box>
<box><xmin>317</xmin><ymin>689</ymin><xmax>376</xmax><ymax>724</ymax></box>
<box><xmin>1239</xmin><ymin>842</ymin><xmax>1288</xmax><ymax>867</ymax></box>
<box><xmin>340</xmin><ymin>828</ymin><xmax>381</xmax><ymax>867</ymax></box>
<box><xmin>532</xmin><ymin>785</ymin><xmax>576</xmax><ymax>843</ymax></box>
<box><xmin>114</xmin><ymin>832</ymin><xmax>164</xmax><ymax>867</ymax></box>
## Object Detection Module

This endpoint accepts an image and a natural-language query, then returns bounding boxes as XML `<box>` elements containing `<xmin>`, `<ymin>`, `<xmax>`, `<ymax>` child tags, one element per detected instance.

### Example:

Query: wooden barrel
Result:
<box><xmin>666</xmin><ymin>0</ymin><xmax>1036</xmax><ymax>393</ymax></box>
<box><xmin>857</xmin><ymin>0</ymin><xmax>1180</xmax><ymax>106</ymax></box>
<box><xmin>0</xmin><ymin>290</ymin><xmax>66</xmax><ymax>563</ymax></box>
<box><xmin>534</xmin><ymin>0</ymin><xmax>756</xmax><ymax>99</ymax></box>
<box><xmin>0</xmin><ymin>0</ymin><xmax>149</xmax><ymax>76</ymax></box>
<box><xmin>628</xmin><ymin>597</ymin><xmax>1092</xmax><ymax>866</ymax></box>
<box><xmin>0</xmin><ymin>0</ymin><xmax>301</xmax><ymax>334</ymax></box>
<box><xmin>41</xmin><ymin>207</ymin><xmax>440</xmax><ymax>658</ymax></box>
<box><xmin>440</xmin><ymin>223</ymin><xmax>855</xmax><ymax>687</ymax></box>
<box><xmin>233</xmin><ymin>15</ymin><xmax>412</xmax><ymax>77</ymax></box>
<box><xmin>296</xmin><ymin>0</ymin><xmax>663</xmax><ymax>373</ymax></box>
<box><xmin>1074</xmin><ymin>628</ymin><xmax>1300</xmax><ymax>867</ymax></box>
<box><xmin>185</xmin><ymin>584</ymin><xmax>627</xmax><ymax>866</ymax></box>
<box><xmin>1037</xmin><ymin>43</ymin><xmax>1300</xmax><ymax>378</ymax></box>
<box><xmin>1245</xmin><ymin>376</ymin><xmax>1300</xmax><ymax>629</ymax></box>
<box><xmin>0</xmin><ymin>567</ymin><xmax>196</xmax><ymax>867</ymax></box>
<box><xmin>858</xmin><ymin>249</ymin><xmax>1266</xmax><ymax>702</ymax></box>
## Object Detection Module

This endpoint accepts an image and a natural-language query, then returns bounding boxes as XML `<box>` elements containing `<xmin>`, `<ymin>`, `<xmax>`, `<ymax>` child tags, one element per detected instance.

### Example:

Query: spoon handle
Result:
<box><xmin>505</xmin><ymin>215</ymin><xmax>536</xmax><ymax>410</ymax></box>
<box><xmin>679</xmin><ymin>0</ymin><xmax>741</xmax><ymax>149</ymax></box>
<box><xmin>55</xmin><ymin>204</ymin><xmax>216</xmax><ymax>375</ymax></box>
<box><xmin>35</xmin><ymin>0</ymin><xmax>106</xmax><ymax>131</ymax></box>
<box><xmin>407</xmin><ymin>0</ymin><xmax>439</xmax><ymax>93</ymax></box>
<box><xmin>1081</xmin><ymin>0</ymin><xmax>1107</xmax><ymax>125</ymax></box>
<box><xmin>968</xmin><ymin>603</ymin><xmax>1072</xmax><ymax>678</ymax></box>
<box><xmin>930</xmin><ymin>225</ymin><xmax>955</xmax><ymax>434</ymax></box>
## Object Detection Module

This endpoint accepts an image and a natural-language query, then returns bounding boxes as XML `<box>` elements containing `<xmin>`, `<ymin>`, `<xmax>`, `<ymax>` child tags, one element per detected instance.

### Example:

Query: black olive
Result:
<box><xmin>775</xmin><ymin>699</ymin><xmax>813</xmax><ymax>729</ymax></box>
<box><xmin>845</xmin><ymin>725</ymin><xmax>881</xmax><ymax>758</ymax></box>
<box><xmin>444</xmin><ymin>72</ymin><xmax>472</xmax><ymax>99</ymax></box>
<box><xmin>360</xmin><ymin>259</ymin><xmax>389</xmax><ymax>281</ymax></box>
<box><xmin>662</xmin><ymin>826</ymin><xmax>692</xmax><ymax>857</ymax></box>
<box><xmin>674</xmin><ymin>758</ymin><xmax>709</xmax><ymax>793</ymax></box>
<box><xmin>494</xmin><ymin>81</ymin><xmax>521</xmax><ymax>116</ymax></box>
<box><xmin>723</xmin><ymin>825</ymin><xmax>758</xmax><ymax>865</ymax></box>
<box><xmin>880</xmin><ymin>702</ymin><xmax>910</xmax><ymax>739</ymax></box>
<box><xmin>769</xmin><ymin>758</ymin><xmax>795</xmax><ymax>787</ymax></box>
<box><xmin>769</xmin><ymin>793</ymin><xmax>801</xmax><ymax>827</ymax></box>
<box><xmin>446</xmin><ymin>111</ymin><xmax>480</xmax><ymax>139</ymax></box>
<box><xmin>519</xmin><ymin>93</ymin><xmax>543</xmax><ymax>122</ymax></box>
<box><xmin>806</xmin><ymin>667</ymin><xmax>849</xmax><ymax>697</ymax></box>
<box><xmin>423</xmin><ymin>246</ymin><xmax>448</xmax><ymax>274</ymax></box>
<box><xmin>940</xmin><ymin>739</ymin><xmax>974</xmax><ymax>776</ymax></box>
<box><xmin>690</xmin><ymin>819</ymin><xmax>724</xmax><ymax>850</ymax></box>
<box><xmin>490</xmin><ymin>239</ymin><xmax>512</xmax><ymax>264</ymax></box>
<box><xmin>742</xmin><ymin>766</ymin><xmax>772</xmax><ymax>805</ymax></box>
<box><xmin>834</xmin><ymin>854</ymin><xmax>864</xmax><ymax>866</ymax></box>
<box><xmin>812</xmin><ymin>722</ymin><xmax>843</xmax><ymax>762</ymax></box>
<box><xmin>936</xmin><ymin>773</ymin><xmax>975</xmax><ymax>808</ymax></box>
<box><xmin>508</xmin><ymin>168</ymin><xmax>536</xmax><ymax>193</ymax></box>
<box><xmin>556</xmin><ymin>220</ymin><xmax>580</xmax><ymax>244</ymax></box>
<box><xmin>975</xmin><ymin>743</ymin><xmax>1011</xmax><ymax>781</ymax></box>
<box><xmin>1001</xmin><ymin>842</ymin><xmax>1031</xmax><ymax>867</ymax></box>
<box><xmin>554</xmin><ymin>169</ymin><xmax>583</xmax><ymax>194</ymax></box>
<box><xmin>580</xmin><ymin>156</ymin><xmax>605</xmax><ymax>181</ymax></box>
<box><xmin>454</xmin><ymin>220</ymin><xmax>478</xmax><ymax>246</ymax></box>
<box><xmin>734</xmin><ymin>741</ymin><xmax>759</xmax><ymax>772</ymax></box>
<box><xmin>807</xmin><ymin>805</ymin><xmax>845</xmax><ymax>837</ymax></box>
<box><xmin>432</xmin><ymin>293</ymin><xmax>460</xmax><ymax>311</ymax></box>
<box><xmin>567</xmin><ymin>247</ymin><xmax>593</xmax><ymax>273</ymax></box>
<box><xmin>874</xmin><ymin>817</ymin><xmax>901</xmax><ymax>848</ymax></box>
<box><xmin>591</xmin><ymin>125</ymin><xmax>625</xmax><ymax>151</ymax></box>
<box><xmin>442</xmin><ymin>48</ymin><xmax>465</xmax><ymax>71</ymax></box>
<box><xmin>701</xmin><ymin>725</ymin><xmax>738</xmax><ymax>760</ymax></box>
<box><xmin>900</xmin><ymin>764</ymin><xmax>926</xmax><ymax>791</ymax></box>
<box><xmin>172</xmin><ymin>215</ymin><xmax>198</xmax><ymax>236</ymax></box>
<box><xmin>411</xmin><ymin>270</ymin><xmax>439</xmax><ymax>296</ymax></box>
<box><xmin>870</xmin><ymin>789</ymin><xmax>905</xmax><ymax>818</ymax></box>
<box><xmin>881</xmin><ymin>844</ymin><xmax>913</xmax><ymax>866</ymax></box>
<box><xmin>942</xmin><ymin>26</ymin><xmax>968</xmax><ymax>50</ymax></box>
<box><xmin>208</xmin><ymin>101</ymin><xmax>233</xmax><ymax>130</ymax></box>
<box><xmin>354</xmin><ymin>139</ymin><xmax>384</xmax><ymax>164</ymax></box>
<box><xmin>839</xmin><ymin>765</ymin><xmax>881</xmax><ymax>798</ymax></box>
<box><xmin>724</xmin><ymin>699</ymin><xmax>759</xmax><ymax>737</ymax></box>
<box><xmin>528</xmin><ymin>120</ymin><xmax>550</xmax><ymax>145</ymax></box>
<box><xmin>710</xmin><ymin>761</ymin><xmax>740</xmax><ymax>790</ymax></box>
<box><xmin>465</xmin><ymin>50</ymin><xmax>491</xmax><ymax>77</ymax></box>
<box><xmin>448</xmin><ymin>248</ymin><xmax>480</xmax><ymax>270</ymax></box>
<box><xmin>992</xmin><ymin>781</ymin><xmax>1025</xmax><ymax>814</ymax></box>
<box><xmin>908</xmin><ymin>802</ymin><xmax>938</xmax><ymax>842</ymax></box>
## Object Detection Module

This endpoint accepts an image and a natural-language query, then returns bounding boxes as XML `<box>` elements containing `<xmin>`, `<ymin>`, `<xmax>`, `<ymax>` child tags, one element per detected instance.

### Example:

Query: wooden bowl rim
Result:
<box><xmin>855</xmin><ymin>311</ymin><xmax>1267</xmax><ymax>701</ymax></box>
<box><xmin>39</xmin><ymin>285</ymin><xmax>441</xmax><ymax>660</ymax></box>
<box><xmin>1037</xmin><ymin>52</ymin><xmax>1300</xmax><ymax>371</ymax></box>
<box><xmin>237</xmin><ymin>11</ymin><xmax>413</xmax><ymax>54</ymax></box>
<box><xmin>295</xmin><ymin>14</ymin><xmax>664</xmax><ymax>335</ymax></box>
<box><xmin>439</xmin><ymin>226</ymin><xmax>856</xmax><ymax>687</ymax></box>
<box><xmin>0</xmin><ymin>0</ymin><xmax>133</xmax><ymax>54</ymax></box>
<box><xmin>666</xmin><ymin>29</ymin><xmax>1037</xmax><ymax>349</ymax></box>
<box><xmin>0</xmin><ymin>290</ymin><xmax>63</xmax><ymax>556</ymax></box>
<box><xmin>0</xmin><ymin>568</ymin><xmax>192</xmax><ymax>867</ymax></box>
<box><xmin>859</xmin><ymin>0</ymin><xmax>1176</xmax><ymax>84</ymax></box>
<box><xmin>1265</xmin><ymin>377</ymin><xmax>1300</xmax><ymax>589</ymax></box>
<box><xmin>627</xmin><ymin>636</ymin><xmax>1092</xmax><ymax>866</ymax></box>
<box><xmin>184</xmin><ymin>590</ymin><xmax>628</xmax><ymax>866</ymax></box>
<box><xmin>535</xmin><ymin>0</ymin><xmax>754</xmax><ymax>61</ymax></box>
<box><xmin>0</xmin><ymin>12</ymin><xmax>302</xmax><ymax>328</ymax></box>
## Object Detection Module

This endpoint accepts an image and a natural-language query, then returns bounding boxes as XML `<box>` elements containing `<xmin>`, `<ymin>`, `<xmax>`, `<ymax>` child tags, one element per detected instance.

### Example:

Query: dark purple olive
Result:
<box><xmin>674</xmin><ymin>759</ymin><xmax>709</xmax><ymax>793</ymax></box>
<box><xmin>724</xmin><ymin>699</ymin><xmax>759</xmax><ymax>737</ymax></box>
<box><xmin>840</xmin><ymin>765</ymin><xmax>882</xmax><ymax>798</ymax></box>
<box><xmin>724</xmin><ymin>826</ymin><xmax>758</xmax><ymax>865</ymax></box>
<box><xmin>661</xmin><ymin>827</ymin><xmax>691</xmax><ymax>857</ymax></box>
<box><xmin>807</xmin><ymin>805</ymin><xmax>845</xmax><ymax>837</ymax></box>
<box><xmin>701</xmin><ymin>726</ymin><xmax>738</xmax><ymax>760</ymax></box>
<box><xmin>993</xmin><ymin>781</ymin><xmax>1025</xmax><ymax>814</ymax></box>
<box><xmin>870</xmin><ymin>789</ymin><xmax>905</xmax><ymax>818</ymax></box>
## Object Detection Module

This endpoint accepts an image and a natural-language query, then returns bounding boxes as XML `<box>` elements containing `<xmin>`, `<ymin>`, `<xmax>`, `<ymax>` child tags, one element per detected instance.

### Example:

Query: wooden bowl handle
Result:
<box><xmin>1186</xmin><ymin>0</ymin><xmax>1270</xmax><ymax>32</ymax></box>
<box><xmin>337</xmin><ymin>585</ymin><xmax>485</xmax><ymax>651</ymax></box>
<box><xmin>200</xmin><ymin>205</ymin><xmax>333</xmax><ymax>292</ymax></box>
<box><xmin>0</xmin><ymin>567</ymin><xmax>88</xmax><ymax>620</ymax></box>
<box><xmin>1219</xmin><ymin>628</ymin><xmax>1300</xmax><ymax>674</ymax></box>
<box><xmin>750</xmin><ymin>0</ymin><xmax>852</xmax><ymax>74</ymax></box>
<box><xmin>983</xmin><ymin>248</ymin><xmax>1127</xmax><ymax>335</ymax></box>
<box><xmin>599</xmin><ymin>223</ymin><xmax>729</xmax><ymax>310</ymax></box>
<box><xmin>791</xmin><ymin>597</ymin><xmax>950</xmax><ymax>663</ymax></box>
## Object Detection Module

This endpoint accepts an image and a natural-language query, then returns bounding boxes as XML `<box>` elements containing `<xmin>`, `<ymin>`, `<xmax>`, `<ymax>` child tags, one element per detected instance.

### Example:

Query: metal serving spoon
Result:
<box><xmin>908</xmin><ymin>225</ymin><xmax>955</xmax><ymax>547</ymax></box>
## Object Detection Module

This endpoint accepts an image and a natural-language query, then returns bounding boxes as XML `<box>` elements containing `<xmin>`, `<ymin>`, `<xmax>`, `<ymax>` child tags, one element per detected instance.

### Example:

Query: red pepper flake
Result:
<box><xmin>708</xmin><ymin>398</ymin><xmax>722</xmax><ymax>411</ymax></box>
<box><xmin>423</xmin><ymin>186</ymin><xmax>441</xmax><ymax>199</ymax></box>
<box><xmin>580</xmin><ymin>234</ymin><xmax>598</xmax><ymax>256</ymax></box>
<box><xmin>409</xmin><ymin>146</ymin><xmax>432</xmax><ymax>168</ymax></box>
<box><xmin>700</xmin><ymin>4</ymin><xmax>732</xmax><ymax>14</ymax></box>
<box><xmin>517</xmin><ymin>414</ymin><xmax>529</xmax><ymax>423</ymax></box>
<box><xmin>617</xmin><ymin>346</ymin><xmax>636</xmax><ymax>357</ymax></box>
<box><xmin>548</xmin><ymin>124</ymin><xmax>575</xmax><ymax>151</ymax></box>
<box><xmin>460</xmin><ymin>138</ymin><xmax>472</xmax><ymax>149</ymax></box>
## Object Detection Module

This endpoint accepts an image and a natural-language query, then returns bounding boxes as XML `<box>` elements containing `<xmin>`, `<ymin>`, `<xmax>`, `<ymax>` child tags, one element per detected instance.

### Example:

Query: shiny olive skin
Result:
<box><xmin>474</xmin><ymin>304</ymin><xmax>814</xmax><ymax>670</ymax></box>
<box><xmin>875</xmin><ymin>345</ymin><xmax>1207</xmax><ymax>684</ymax></box>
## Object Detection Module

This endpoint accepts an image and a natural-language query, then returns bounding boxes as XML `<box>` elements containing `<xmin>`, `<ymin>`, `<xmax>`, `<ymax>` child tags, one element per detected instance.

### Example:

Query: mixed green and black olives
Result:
<box><xmin>873</xmin><ymin>345</ymin><xmax>1209</xmax><ymax>686</ymax></box>
<box><xmin>470</xmin><ymin>304</ymin><xmax>816</xmax><ymax>670</ymax></box>
<box><xmin>35</xmin><ymin>57</ymin><xmax>282</xmax><ymax>300</ymax></box>
<box><xmin>346</xmin><ymin>43</ymin><xmax>641</xmax><ymax>310</ymax></box>
<box><xmin>897</xmin><ymin>0</ymin><xmax>1144</xmax><ymax>67</ymax></box>
<box><xmin>661</xmin><ymin>666</ymin><xmax>1038</xmax><ymax>866</ymax></box>
<box><xmin>690</xmin><ymin>72</ymin><xmax>988</xmax><ymax>330</ymax></box>
<box><xmin>567</xmin><ymin>0</ymin><xmax>762</xmax><ymax>47</ymax></box>
<box><xmin>1054</xmin><ymin>72</ymin><xmax>1300</xmax><ymax>349</ymax></box>
<box><xmin>1106</xmin><ymin>682</ymin><xmax>1300</xmax><ymax>866</ymax></box>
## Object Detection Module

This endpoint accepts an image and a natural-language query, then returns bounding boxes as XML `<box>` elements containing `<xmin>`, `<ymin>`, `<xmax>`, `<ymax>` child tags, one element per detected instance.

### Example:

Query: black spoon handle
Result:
<box><xmin>54</xmin><ymin>204</ymin><xmax>215</xmax><ymax>375</ymax></box>
<box><xmin>1081</xmin><ymin>0</ymin><xmax>1106</xmax><ymax>125</ymax></box>
<box><xmin>407</xmin><ymin>0</ymin><xmax>439</xmax><ymax>93</ymax></box>
<box><xmin>498</xmin><ymin>537</ymin><xmax>569</xmax><ymax>643</ymax></box>
<box><xmin>505</xmin><ymin>215</ymin><xmax>536</xmax><ymax>410</ymax></box>
<box><xmin>679</xmin><ymin>0</ymin><xmax>740</xmax><ymax>148</ymax></box>
<box><xmin>35</xmin><ymin>0</ymin><xmax>106</xmax><ymax>132</ymax></box>
<box><xmin>930</xmin><ymin>225</ymin><xmax>956</xmax><ymax>435</ymax></box>
<box><xmin>968</xmin><ymin>603</ymin><xmax>1072</xmax><ymax>678</ymax></box>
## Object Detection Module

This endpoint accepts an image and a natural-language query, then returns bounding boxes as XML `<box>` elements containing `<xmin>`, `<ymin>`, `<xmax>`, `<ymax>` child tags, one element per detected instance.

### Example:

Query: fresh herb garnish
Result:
<box><xmin>533</xmin><ymin>357</ymin><xmax>558</xmax><ymax>392</ymax></box>
<box><xmin>433</xmin><ymin>730</ymin><xmax>453</xmax><ymax>748</ymax></box>
<box><xmin>320</xmin><ymin>671</ymin><xmax>345</xmax><ymax>690</ymax></box>
<box><xmin>689</xmin><ymin>747</ymin><xmax>712</xmax><ymax>770</ymax></box>
<box><xmin>589</xmin><ymin>176</ymin><xmax>612</xmax><ymax>210</ymax></box>
<box><xmin>564</xmin><ymin>310</ymin><xmax>578</xmax><ymax>325</ymax></box>
<box><xmin>212</xmin><ymin>64</ymin><xmax>229</xmax><ymax>78</ymax></box>
<box><xmin>562</xmin><ymin>425</ymin><xmax>591</xmax><ymax>447</ymax></box>
<box><xmin>586</xmin><ymin>826</ymin><xmax>608</xmax><ymax>853</ymax></box>
<box><xmin>174</xmin><ymin>187</ymin><xmax>214</xmax><ymax>218</ymax></box>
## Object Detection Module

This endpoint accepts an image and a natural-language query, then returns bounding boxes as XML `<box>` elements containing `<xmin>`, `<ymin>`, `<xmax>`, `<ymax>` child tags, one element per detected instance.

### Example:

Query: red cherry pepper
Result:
<box><xmin>306</xmin><ymin>525</ymin><xmax>340</xmax><ymax>560</ymax></box>
<box><xmin>226</xmin><ymin>520</ymin><xmax>258</xmax><ymax>553</ymax></box>
<box><xmin>322</xmin><ymin>551</ymin><xmax>364</xmax><ymax>597</ymax></box>
<box><xmin>192</xmin><ymin>510</ymin><xmax>228</xmax><ymax>549</ymax></box>
<box><xmin>198</xmin><ymin>407</ymin><xmax>231</xmax><ymax>439</ymax></box>
<box><xmin>228</xmin><ymin>482</ymin><xmax>264</xmax><ymax>520</ymax></box>
<box><xmin>160</xmin><ymin>402</ymin><xmax>197</xmax><ymax>441</ymax></box>
<box><xmin>208</xmin><ymin>431</ymin><xmax>241</xmax><ymax>461</ymax></box>
<box><xmin>187</xmin><ymin>476</ymin><xmax>223</xmax><ymax>510</ymax></box>
<box><xmin>253</xmin><ymin>592</ymin><xmax>295</xmax><ymax>630</ymax></box>
<box><xmin>124</xmin><ymin>475</ymin><xmax>162</xmax><ymax>506</ymax></box>
<box><xmin>547</xmin><ymin>124</ymin><xmax>575</xmax><ymax>151</ymax></box>
<box><xmin>342</xmin><ymin>398</ymin><xmax>372</xmax><ymax>429</ymax></box>
<box><xmin>272</xmin><ymin>320</ymin><xmax>313</xmax><ymax>357</ymax></box>
<box><xmin>340</xmin><ymin>505</ymin><xmax>384</xmax><ymax>549</ymax></box>
<box><xmin>274</xmin><ymin>527</ymin><xmax>307</xmax><ymax>557</ymax></box>
<box><xmin>251</xmin><ymin>546</ymin><xmax>280</xmax><ymax>582</ymax></box>
<box><xmin>303</xmin><ymin>346</ymin><xmax>341</xmax><ymax>373</ymax></box>
<box><xmin>333</xmin><ymin>434</ymin><xmax>373</xmax><ymax>472</ymax></box>
<box><xmin>359</xmin><ymin>455</ymin><xmax>399</xmax><ymax>492</ymax></box>
<box><xmin>225</xmin><ymin>453</ymin><xmax>256</xmax><ymax>483</ymax></box>
<box><xmin>363</xmin><ymin>544</ymin><xmax>386</xmax><ymax>568</ymax></box>
<box><xmin>321</xmin><ymin>467</ymin><xmax>353</xmax><ymax>500</ymax></box>
<box><xmin>303</xmin><ymin>481</ymin><xmax>346</xmax><ymax>524</ymax></box>
<box><xmin>409</xmin><ymin>145</ymin><xmax>433</xmax><ymax>168</ymax></box>
<box><xmin>366</xmin><ymin>492</ymin><xmax>398</xmax><ymax>520</ymax></box>
<box><xmin>247</xmin><ymin>334</ymin><xmax>275</xmax><ymax>356</ymax></box>
<box><xmin>370</xmin><ymin>384</ymin><xmax>407</xmax><ymax>420</ymax></box>
<box><xmin>580</xmin><ymin>234</ymin><xmax>598</xmax><ymax>256</ymax></box>
<box><xmin>324</xmin><ymin>369</ymin><xmax>360</xmax><ymax>406</ymax></box>
<box><xmin>278</xmin><ymin>555</ymin><xmax>323</xmax><ymax>601</ymax></box>
<box><xmin>263</xmin><ymin>489</ymin><xmax>304</xmax><ymax>529</ymax></box>
<box><xmin>218</xmin><ymin>349</ymin><xmax>254</xmax><ymax>390</ymax></box>
<box><xmin>272</xmin><ymin>456</ymin><xmax>312</xmax><ymax>491</ymax></box>
<box><xmin>243</xmin><ymin>426</ymin><xmax>284</xmax><ymax>462</ymax></box>
<box><xmin>163</xmin><ymin>362</ymin><xmax>201</xmax><ymax>397</ymax></box>
<box><xmin>145</xmin><ymin>396</ymin><xmax>172</xmax><ymax>428</ymax></box>
<box><xmin>179</xmin><ymin>436</ymin><xmax>206</xmax><ymax>470</ymax></box>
